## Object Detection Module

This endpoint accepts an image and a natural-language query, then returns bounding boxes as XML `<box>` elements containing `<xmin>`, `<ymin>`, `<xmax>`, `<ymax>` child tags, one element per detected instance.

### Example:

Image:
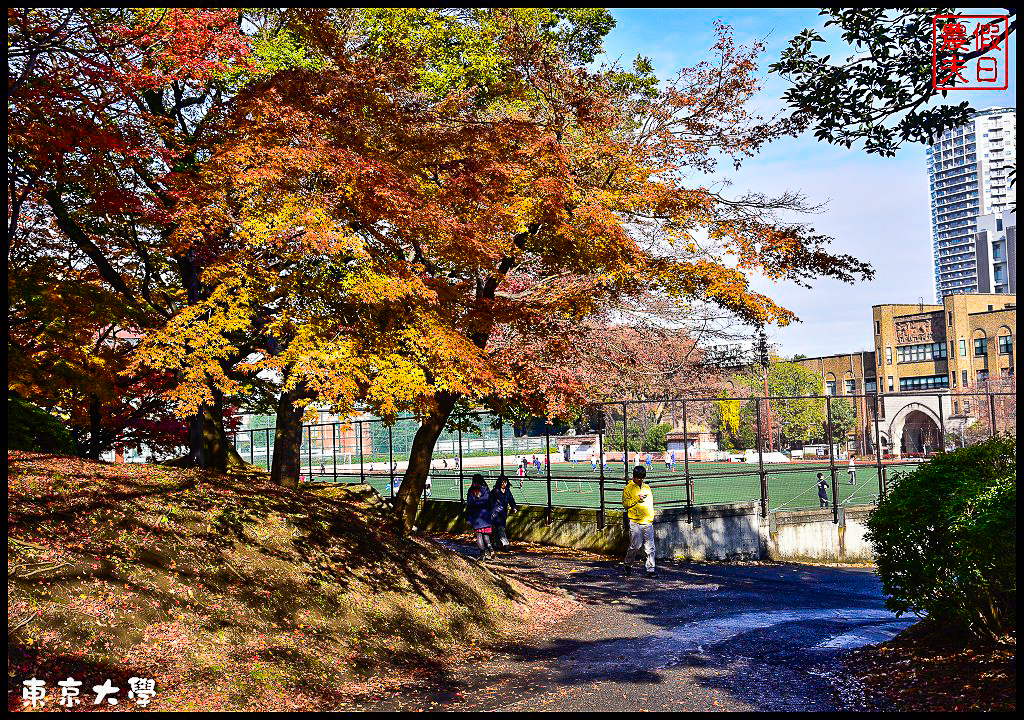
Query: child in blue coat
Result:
<box><xmin>490</xmin><ymin>475</ymin><xmax>519</xmax><ymax>552</ymax></box>
<box><xmin>465</xmin><ymin>474</ymin><xmax>493</xmax><ymax>561</ymax></box>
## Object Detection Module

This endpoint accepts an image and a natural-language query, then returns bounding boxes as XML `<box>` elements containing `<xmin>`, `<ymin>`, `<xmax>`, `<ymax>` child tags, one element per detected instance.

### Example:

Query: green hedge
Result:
<box><xmin>865</xmin><ymin>435</ymin><xmax>1015</xmax><ymax>640</ymax></box>
<box><xmin>7</xmin><ymin>394</ymin><xmax>75</xmax><ymax>455</ymax></box>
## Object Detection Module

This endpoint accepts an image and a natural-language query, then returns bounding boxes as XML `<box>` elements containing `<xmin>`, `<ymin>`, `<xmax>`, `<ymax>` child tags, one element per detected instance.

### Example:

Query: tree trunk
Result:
<box><xmin>270</xmin><ymin>381</ymin><xmax>308</xmax><ymax>489</ymax></box>
<box><xmin>88</xmin><ymin>394</ymin><xmax>102</xmax><ymax>461</ymax></box>
<box><xmin>166</xmin><ymin>387</ymin><xmax>247</xmax><ymax>471</ymax></box>
<box><xmin>393</xmin><ymin>390</ymin><xmax>459</xmax><ymax>535</ymax></box>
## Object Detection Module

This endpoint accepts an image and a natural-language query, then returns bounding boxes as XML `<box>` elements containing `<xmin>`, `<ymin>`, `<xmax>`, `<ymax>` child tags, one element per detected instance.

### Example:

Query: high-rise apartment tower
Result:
<box><xmin>927</xmin><ymin>106</ymin><xmax>1016</xmax><ymax>300</ymax></box>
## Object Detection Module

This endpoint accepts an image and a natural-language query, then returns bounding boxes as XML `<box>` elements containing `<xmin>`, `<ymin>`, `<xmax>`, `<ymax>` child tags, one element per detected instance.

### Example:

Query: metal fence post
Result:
<box><xmin>621</xmin><ymin>402</ymin><xmax>629</xmax><ymax>536</ymax></box>
<box><xmin>498</xmin><ymin>416</ymin><xmax>505</xmax><ymax>476</ymax></box>
<box><xmin>266</xmin><ymin>428</ymin><xmax>271</xmax><ymax>473</ymax></box>
<box><xmin>545</xmin><ymin>421</ymin><xmax>552</xmax><ymax>525</ymax></box>
<box><xmin>598</xmin><ymin>422</ymin><xmax>606</xmax><ymax>530</ymax></box>
<box><xmin>358</xmin><ymin>420</ymin><xmax>364</xmax><ymax>484</ymax></box>
<box><xmin>307</xmin><ymin>425</ymin><xmax>312</xmax><ymax>483</ymax></box>
<box><xmin>249</xmin><ymin>429</ymin><xmax>254</xmax><ymax>466</ymax></box>
<box><xmin>873</xmin><ymin>394</ymin><xmax>884</xmax><ymax>499</ymax></box>
<box><xmin>989</xmin><ymin>392</ymin><xmax>998</xmax><ymax>436</ymax></box>
<box><xmin>333</xmin><ymin>423</ymin><xmax>338</xmax><ymax>483</ymax></box>
<box><xmin>458</xmin><ymin>419</ymin><xmax>465</xmax><ymax>478</ymax></box>
<box><xmin>388</xmin><ymin>425</ymin><xmax>394</xmax><ymax>497</ymax></box>
<box><xmin>756</xmin><ymin>399</ymin><xmax>767</xmax><ymax>518</ymax></box>
<box><xmin>458</xmin><ymin>422</ymin><xmax>464</xmax><ymax>501</ymax></box>
<box><xmin>682</xmin><ymin>399</ymin><xmax>692</xmax><ymax>523</ymax></box>
<box><xmin>826</xmin><ymin>395</ymin><xmax>838</xmax><ymax>523</ymax></box>
<box><xmin>937</xmin><ymin>395</ymin><xmax>945</xmax><ymax>454</ymax></box>
<box><xmin>622</xmin><ymin>401</ymin><xmax>629</xmax><ymax>481</ymax></box>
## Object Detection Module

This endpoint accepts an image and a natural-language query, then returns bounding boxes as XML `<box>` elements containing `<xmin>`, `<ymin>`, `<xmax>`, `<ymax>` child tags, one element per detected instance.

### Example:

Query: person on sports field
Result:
<box><xmin>622</xmin><ymin>465</ymin><xmax>657</xmax><ymax>578</ymax></box>
<box><xmin>591</xmin><ymin>452</ymin><xmax>597</xmax><ymax>472</ymax></box>
<box><xmin>646</xmin><ymin>451</ymin><xmax>652</xmax><ymax>469</ymax></box>
<box><xmin>817</xmin><ymin>472</ymin><xmax>829</xmax><ymax>508</ymax></box>
<box><xmin>848</xmin><ymin>456</ymin><xmax>857</xmax><ymax>485</ymax></box>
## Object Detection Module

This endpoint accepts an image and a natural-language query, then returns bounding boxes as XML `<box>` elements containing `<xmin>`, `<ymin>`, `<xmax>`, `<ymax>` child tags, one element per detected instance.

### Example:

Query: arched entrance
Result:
<box><xmin>900</xmin><ymin>410</ymin><xmax>940</xmax><ymax>454</ymax></box>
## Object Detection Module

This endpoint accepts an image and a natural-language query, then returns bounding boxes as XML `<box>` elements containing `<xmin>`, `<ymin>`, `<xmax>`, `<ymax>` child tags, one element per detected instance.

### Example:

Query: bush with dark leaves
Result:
<box><xmin>866</xmin><ymin>435</ymin><xmax>1015</xmax><ymax>640</ymax></box>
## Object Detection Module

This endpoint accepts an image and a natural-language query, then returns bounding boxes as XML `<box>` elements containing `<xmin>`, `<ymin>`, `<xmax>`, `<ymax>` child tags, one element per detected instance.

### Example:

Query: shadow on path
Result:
<box><xmin>349</xmin><ymin>534</ymin><xmax>902</xmax><ymax>711</ymax></box>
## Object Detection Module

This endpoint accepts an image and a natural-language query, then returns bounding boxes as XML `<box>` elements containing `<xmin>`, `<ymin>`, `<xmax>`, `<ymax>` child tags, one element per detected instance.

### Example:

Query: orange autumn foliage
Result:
<box><xmin>137</xmin><ymin>18</ymin><xmax>872</xmax><ymax>529</ymax></box>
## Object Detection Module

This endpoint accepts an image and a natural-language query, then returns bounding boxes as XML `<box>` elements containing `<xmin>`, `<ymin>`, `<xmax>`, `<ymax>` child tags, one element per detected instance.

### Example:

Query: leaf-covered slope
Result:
<box><xmin>7</xmin><ymin>452</ymin><xmax>542</xmax><ymax>711</ymax></box>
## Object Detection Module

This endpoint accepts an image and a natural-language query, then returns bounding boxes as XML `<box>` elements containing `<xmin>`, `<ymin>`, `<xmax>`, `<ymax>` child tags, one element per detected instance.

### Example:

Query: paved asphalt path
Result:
<box><xmin>368</xmin><ymin>537</ymin><xmax>913</xmax><ymax>712</ymax></box>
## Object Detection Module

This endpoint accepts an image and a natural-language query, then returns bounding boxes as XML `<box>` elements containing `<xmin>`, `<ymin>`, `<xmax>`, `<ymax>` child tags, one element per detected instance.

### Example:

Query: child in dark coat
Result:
<box><xmin>465</xmin><ymin>474</ymin><xmax>493</xmax><ymax>561</ymax></box>
<box><xmin>817</xmin><ymin>472</ymin><xmax>829</xmax><ymax>508</ymax></box>
<box><xmin>490</xmin><ymin>475</ymin><xmax>519</xmax><ymax>552</ymax></box>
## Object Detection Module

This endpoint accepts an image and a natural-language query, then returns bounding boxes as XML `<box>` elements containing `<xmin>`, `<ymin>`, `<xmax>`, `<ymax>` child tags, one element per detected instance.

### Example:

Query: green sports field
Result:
<box><xmin>308</xmin><ymin>458</ymin><xmax>924</xmax><ymax>512</ymax></box>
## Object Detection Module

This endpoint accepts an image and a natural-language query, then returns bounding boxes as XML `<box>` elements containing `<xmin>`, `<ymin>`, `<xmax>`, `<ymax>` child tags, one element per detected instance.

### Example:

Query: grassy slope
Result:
<box><xmin>8</xmin><ymin>452</ymin><xmax>566</xmax><ymax>711</ymax></box>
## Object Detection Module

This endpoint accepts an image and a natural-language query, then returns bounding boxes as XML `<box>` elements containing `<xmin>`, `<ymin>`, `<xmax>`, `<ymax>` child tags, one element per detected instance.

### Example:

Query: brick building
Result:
<box><xmin>795</xmin><ymin>293</ymin><xmax>1015</xmax><ymax>456</ymax></box>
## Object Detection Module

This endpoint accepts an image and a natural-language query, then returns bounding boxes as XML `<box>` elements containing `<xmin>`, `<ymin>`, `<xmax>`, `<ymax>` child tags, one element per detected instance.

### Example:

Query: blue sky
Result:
<box><xmin>597</xmin><ymin>9</ymin><xmax>1017</xmax><ymax>358</ymax></box>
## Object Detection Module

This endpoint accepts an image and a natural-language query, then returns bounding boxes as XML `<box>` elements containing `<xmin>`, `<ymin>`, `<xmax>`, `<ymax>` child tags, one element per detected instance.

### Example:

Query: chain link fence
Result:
<box><xmin>228</xmin><ymin>390</ymin><xmax>1015</xmax><ymax>524</ymax></box>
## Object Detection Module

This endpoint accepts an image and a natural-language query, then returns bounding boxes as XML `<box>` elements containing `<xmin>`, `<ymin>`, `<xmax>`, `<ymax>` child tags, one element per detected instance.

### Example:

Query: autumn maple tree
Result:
<box><xmin>7</xmin><ymin>8</ymin><xmax>331</xmax><ymax>468</ymax></box>
<box><xmin>135</xmin><ymin>11</ymin><xmax>873</xmax><ymax>533</ymax></box>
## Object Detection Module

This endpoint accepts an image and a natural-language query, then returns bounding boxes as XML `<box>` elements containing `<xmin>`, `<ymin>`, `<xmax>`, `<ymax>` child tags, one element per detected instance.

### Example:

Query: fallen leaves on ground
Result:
<box><xmin>844</xmin><ymin>619</ymin><xmax>1015</xmax><ymax>712</ymax></box>
<box><xmin>7</xmin><ymin>452</ymin><xmax>581</xmax><ymax>712</ymax></box>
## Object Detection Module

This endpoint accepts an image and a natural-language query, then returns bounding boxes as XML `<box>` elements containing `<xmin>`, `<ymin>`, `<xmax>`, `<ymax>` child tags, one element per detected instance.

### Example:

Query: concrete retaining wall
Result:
<box><xmin>765</xmin><ymin>506</ymin><xmax>875</xmax><ymax>564</ymax></box>
<box><xmin>415</xmin><ymin>500</ymin><xmax>626</xmax><ymax>555</ymax></box>
<box><xmin>415</xmin><ymin>498</ymin><xmax>877</xmax><ymax>564</ymax></box>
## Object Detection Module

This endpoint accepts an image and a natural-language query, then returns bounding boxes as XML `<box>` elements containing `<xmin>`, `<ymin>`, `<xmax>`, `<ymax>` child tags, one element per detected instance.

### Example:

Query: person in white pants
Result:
<box><xmin>848</xmin><ymin>456</ymin><xmax>857</xmax><ymax>485</ymax></box>
<box><xmin>622</xmin><ymin>465</ymin><xmax>656</xmax><ymax>577</ymax></box>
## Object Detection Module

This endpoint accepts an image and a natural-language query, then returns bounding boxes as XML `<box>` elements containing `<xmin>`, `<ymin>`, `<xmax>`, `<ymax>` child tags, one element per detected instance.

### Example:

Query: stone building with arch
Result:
<box><xmin>794</xmin><ymin>293</ymin><xmax>1015</xmax><ymax>457</ymax></box>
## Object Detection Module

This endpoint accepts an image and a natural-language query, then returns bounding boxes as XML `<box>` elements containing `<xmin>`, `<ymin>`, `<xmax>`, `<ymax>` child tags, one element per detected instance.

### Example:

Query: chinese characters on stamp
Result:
<box><xmin>932</xmin><ymin>14</ymin><xmax>1010</xmax><ymax>90</ymax></box>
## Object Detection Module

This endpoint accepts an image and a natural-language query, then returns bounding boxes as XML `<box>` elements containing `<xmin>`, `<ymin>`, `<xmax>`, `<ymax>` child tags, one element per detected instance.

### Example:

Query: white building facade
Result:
<box><xmin>927</xmin><ymin>106</ymin><xmax>1016</xmax><ymax>300</ymax></box>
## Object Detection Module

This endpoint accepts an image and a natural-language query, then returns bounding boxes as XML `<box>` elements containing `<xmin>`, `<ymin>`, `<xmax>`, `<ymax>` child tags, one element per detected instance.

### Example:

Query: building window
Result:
<box><xmin>875</xmin><ymin>320</ymin><xmax>881</xmax><ymax>334</ymax></box>
<box><xmin>887</xmin><ymin>376</ymin><xmax>894</xmax><ymax>392</ymax></box>
<box><xmin>899</xmin><ymin>375</ymin><xmax>951</xmax><ymax>391</ymax></box>
<box><xmin>959</xmin><ymin>339</ymin><xmax>967</xmax><ymax>356</ymax></box>
<box><xmin>977</xmin><ymin>369</ymin><xmax>989</xmax><ymax>383</ymax></box>
<box><xmin>826</xmin><ymin>380</ymin><xmax>836</xmax><ymax>396</ymax></box>
<box><xmin>998</xmin><ymin>334</ymin><xmax>1012</xmax><ymax>355</ymax></box>
<box><xmin>845</xmin><ymin>379</ymin><xmax>856</xmax><ymax>394</ymax></box>
<box><xmin>947</xmin><ymin>311</ymin><xmax>953</xmax><ymax>326</ymax></box>
<box><xmin>865</xmin><ymin>379</ymin><xmax>877</xmax><ymax>393</ymax></box>
<box><xmin>961</xmin><ymin>369</ymin><xmax>968</xmax><ymax>386</ymax></box>
<box><xmin>951</xmin><ymin>372</ymin><xmax>957</xmax><ymax>387</ymax></box>
<box><xmin>896</xmin><ymin>342</ymin><xmax>948</xmax><ymax>363</ymax></box>
<box><xmin>974</xmin><ymin>337</ymin><xmax>987</xmax><ymax>356</ymax></box>
<box><xmin>886</xmin><ymin>347</ymin><xmax>892</xmax><ymax>365</ymax></box>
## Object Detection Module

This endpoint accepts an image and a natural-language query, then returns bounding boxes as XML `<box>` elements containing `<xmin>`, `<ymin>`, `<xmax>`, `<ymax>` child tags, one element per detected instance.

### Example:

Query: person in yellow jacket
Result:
<box><xmin>622</xmin><ymin>465</ymin><xmax>656</xmax><ymax>577</ymax></box>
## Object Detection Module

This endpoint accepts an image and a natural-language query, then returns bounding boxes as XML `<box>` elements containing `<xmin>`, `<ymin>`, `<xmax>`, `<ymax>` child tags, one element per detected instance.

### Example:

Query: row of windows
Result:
<box><xmin>824</xmin><ymin>378</ymin><xmax>862</xmax><ymax>396</ymax></box>
<box><xmin>897</xmin><ymin>342</ymin><xmax>947</xmax><ymax>363</ymax></box>
<box><xmin>899</xmin><ymin>375</ymin><xmax>950</xmax><ymax>391</ymax></box>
